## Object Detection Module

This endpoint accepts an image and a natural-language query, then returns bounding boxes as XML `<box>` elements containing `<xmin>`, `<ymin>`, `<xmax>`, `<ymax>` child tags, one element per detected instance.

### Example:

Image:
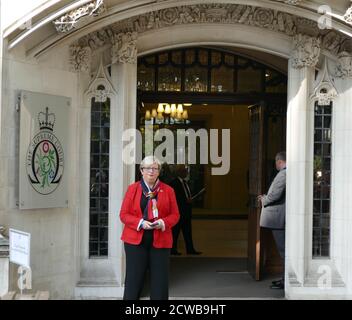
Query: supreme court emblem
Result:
<box><xmin>26</xmin><ymin>107</ymin><xmax>64</xmax><ymax>195</ymax></box>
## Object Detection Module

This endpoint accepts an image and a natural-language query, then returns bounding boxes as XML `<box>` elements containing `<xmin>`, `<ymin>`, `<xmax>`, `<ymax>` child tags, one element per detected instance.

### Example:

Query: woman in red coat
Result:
<box><xmin>120</xmin><ymin>156</ymin><xmax>180</xmax><ymax>300</ymax></box>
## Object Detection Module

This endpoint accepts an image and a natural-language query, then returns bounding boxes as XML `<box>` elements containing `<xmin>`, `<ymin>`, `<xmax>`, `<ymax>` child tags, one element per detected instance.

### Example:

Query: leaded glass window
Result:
<box><xmin>89</xmin><ymin>98</ymin><xmax>110</xmax><ymax>257</ymax></box>
<box><xmin>158</xmin><ymin>65</ymin><xmax>181</xmax><ymax>92</ymax></box>
<box><xmin>211</xmin><ymin>65</ymin><xmax>234</xmax><ymax>93</ymax></box>
<box><xmin>237</xmin><ymin>65</ymin><xmax>262</xmax><ymax>93</ymax></box>
<box><xmin>138</xmin><ymin>64</ymin><xmax>155</xmax><ymax>91</ymax></box>
<box><xmin>313</xmin><ymin>102</ymin><xmax>332</xmax><ymax>258</ymax></box>
<box><xmin>137</xmin><ymin>48</ymin><xmax>286</xmax><ymax>95</ymax></box>
<box><xmin>265</xmin><ymin>69</ymin><xmax>287</xmax><ymax>93</ymax></box>
<box><xmin>185</xmin><ymin>66</ymin><xmax>208</xmax><ymax>92</ymax></box>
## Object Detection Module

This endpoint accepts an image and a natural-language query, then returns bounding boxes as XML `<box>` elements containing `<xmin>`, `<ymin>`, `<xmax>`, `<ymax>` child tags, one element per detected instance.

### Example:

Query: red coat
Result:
<box><xmin>120</xmin><ymin>181</ymin><xmax>180</xmax><ymax>248</ymax></box>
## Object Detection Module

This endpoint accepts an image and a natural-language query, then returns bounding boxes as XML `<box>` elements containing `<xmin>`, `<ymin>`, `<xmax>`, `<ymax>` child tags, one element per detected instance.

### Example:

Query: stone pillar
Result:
<box><xmin>286</xmin><ymin>34</ymin><xmax>320</xmax><ymax>288</ymax></box>
<box><xmin>71</xmin><ymin>44</ymin><xmax>93</xmax><ymax>280</ymax></box>
<box><xmin>0</xmin><ymin>227</ymin><xmax>9</xmax><ymax>297</ymax></box>
<box><xmin>74</xmin><ymin>46</ymin><xmax>126</xmax><ymax>298</ymax></box>
<box><xmin>110</xmin><ymin>32</ymin><xmax>138</xmax><ymax>286</ymax></box>
<box><xmin>333</xmin><ymin>52</ymin><xmax>352</xmax><ymax>298</ymax></box>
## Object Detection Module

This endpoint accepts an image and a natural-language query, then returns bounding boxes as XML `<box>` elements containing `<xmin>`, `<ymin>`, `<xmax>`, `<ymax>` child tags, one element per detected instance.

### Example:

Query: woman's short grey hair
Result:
<box><xmin>140</xmin><ymin>156</ymin><xmax>162</xmax><ymax>171</ymax></box>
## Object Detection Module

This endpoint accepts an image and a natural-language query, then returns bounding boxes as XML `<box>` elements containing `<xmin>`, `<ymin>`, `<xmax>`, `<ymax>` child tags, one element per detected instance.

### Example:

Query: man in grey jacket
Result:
<box><xmin>258</xmin><ymin>151</ymin><xmax>286</xmax><ymax>289</ymax></box>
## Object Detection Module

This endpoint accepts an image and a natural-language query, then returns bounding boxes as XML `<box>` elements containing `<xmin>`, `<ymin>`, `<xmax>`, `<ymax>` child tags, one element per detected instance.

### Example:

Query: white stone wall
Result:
<box><xmin>0</xmin><ymin>41</ymin><xmax>79</xmax><ymax>299</ymax></box>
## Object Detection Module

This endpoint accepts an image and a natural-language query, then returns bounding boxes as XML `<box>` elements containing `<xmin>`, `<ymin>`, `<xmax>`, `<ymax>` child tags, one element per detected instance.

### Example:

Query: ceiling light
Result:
<box><xmin>157</xmin><ymin>103</ymin><xmax>165</xmax><ymax>113</ymax></box>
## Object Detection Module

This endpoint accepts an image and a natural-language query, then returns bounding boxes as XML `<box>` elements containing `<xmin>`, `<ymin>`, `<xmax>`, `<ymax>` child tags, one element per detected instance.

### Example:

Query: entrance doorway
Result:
<box><xmin>136</xmin><ymin>46</ymin><xmax>287</xmax><ymax>296</ymax></box>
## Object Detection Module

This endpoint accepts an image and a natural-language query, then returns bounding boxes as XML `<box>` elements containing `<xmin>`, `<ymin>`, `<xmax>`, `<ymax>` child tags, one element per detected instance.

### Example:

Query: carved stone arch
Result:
<box><xmin>85</xmin><ymin>57</ymin><xmax>117</xmax><ymax>102</ymax></box>
<box><xmin>312</xmin><ymin>57</ymin><xmax>338</xmax><ymax>106</ymax></box>
<box><xmin>67</xmin><ymin>3</ymin><xmax>352</xmax><ymax>65</ymax></box>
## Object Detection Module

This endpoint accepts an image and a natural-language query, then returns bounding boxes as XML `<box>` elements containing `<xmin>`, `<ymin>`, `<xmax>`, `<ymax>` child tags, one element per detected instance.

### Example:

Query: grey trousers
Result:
<box><xmin>272</xmin><ymin>229</ymin><xmax>285</xmax><ymax>280</ymax></box>
<box><xmin>272</xmin><ymin>229</ymin><xmax>285</xmax><ymax>259</ymax></box>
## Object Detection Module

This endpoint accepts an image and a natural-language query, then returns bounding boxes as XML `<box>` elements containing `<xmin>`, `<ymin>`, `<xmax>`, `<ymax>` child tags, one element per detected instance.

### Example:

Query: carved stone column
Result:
<box><xmin>111</xmin><ymin>32</ymin><xmax>137</xmax><ymax>65</ymax></box>
<box><xmin>333</xmin><ymin>50</ymin><xmax>352</xmax><ymax>299</ymax></box>
<box><xmin>286</xmin><ymin>34</ymin><xmax>320</xmax><ymax>292</ymax></box>
<box><xmin>111</xmin><ymin>31</ymin><xmax>138</xmax><ymax>186</ymax></box>
<box><xmin>110</xmin><ymin>32</ymin><xmax>138</xmax><ymax>288</ymax></box>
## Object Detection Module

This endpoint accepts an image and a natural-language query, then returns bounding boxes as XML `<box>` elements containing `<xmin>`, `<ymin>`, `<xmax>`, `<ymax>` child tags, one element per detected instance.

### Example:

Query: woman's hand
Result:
<box><xmin>142</xmin><ymin>220</ymin><xmax>165</xmax><ymax>231</ymax></box>
<box><xmin>142</xmin><ymin>221</ymin><xmax>156</xmax><ymax>230</ymax></box>
<box><xmin>150</xmin><ymin>219</ymin><xmax>166</xmax><ymax>231</ymax></box>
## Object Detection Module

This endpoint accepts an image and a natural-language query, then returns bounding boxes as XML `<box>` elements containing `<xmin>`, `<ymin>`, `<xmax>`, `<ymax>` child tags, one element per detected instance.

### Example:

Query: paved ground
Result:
<box><xmin>141</xmin><ymin>257</ymin><xmax>285</xmax><ymax>300</ymax></box>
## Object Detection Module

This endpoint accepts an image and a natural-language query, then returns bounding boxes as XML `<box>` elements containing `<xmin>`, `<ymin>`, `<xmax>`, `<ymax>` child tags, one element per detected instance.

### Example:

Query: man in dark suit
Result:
<box><xmin>170</xmin><ymin>165</ymin><xmax>201</xmax><ymax>255</ymax></box>
<box><xmin>258</xmin><ymin>151</ymin><xmax>286</xmax><ymax>290</ymax></box>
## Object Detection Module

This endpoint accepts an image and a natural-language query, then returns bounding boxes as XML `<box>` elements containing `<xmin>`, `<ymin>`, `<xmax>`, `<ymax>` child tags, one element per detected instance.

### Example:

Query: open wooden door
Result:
<box><xmin>247</xmin><ymin>101</ymin><xmax>287</xmax><ymax>280</ymax></box>
<box><xmin>247</xmin><ymin>103</ymin><xmax>265</xmax><ymax>280</ymax></box>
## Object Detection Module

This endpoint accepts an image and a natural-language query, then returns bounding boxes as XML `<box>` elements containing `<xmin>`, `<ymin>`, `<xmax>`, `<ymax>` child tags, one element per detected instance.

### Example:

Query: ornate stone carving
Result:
<box><xmin>336</xmin><ymin>51</ymin><xmax>352</xmax><ymax>78</ymax></box>
<box><xmin>344</xmin><ymin>1</ymin><xmax>352</xmax><ymax>24</ymax></box>
<box><xmin>86</xmin><ymin>58</ymin><xmax>116</xmax><ymax>102</ymax></box>
<box><xmin>315</xmin><ymin>91</ymin><xmax>335</xmax><ymax>106</ymax></box>
<box><xmin>70</xmin><ymin>45</ymin><xmax>92</xmax><ymax>73</ymax></box>
<box><xmin>71</xmin><ymin>4</ymin><xmax>350</xmax><ymax>59</ymax></box>
<box><xmin>253</xmin><ymin>8</ymin><xmax>274</xmax><ymax>28</ymax></box>
<box><xmin>275</xmin><ymin>0</ymin><xmax>302</xmax><ymax>4</ymax></box>
<box><xmin>111</xmin><ymin>32</ymin><xmax>138</xmax><ymax>64</ymax></box>
<box><xmin>291</xmin><ymin>34</ymin><xmax>321</xmax><ymax>69</ymax></box>
<box><xmin>313</xmin><ymin>59</ymin><xmax>338</xmax><ymax>106</ymax></box>
<box><xmin>54</xmin><ymin>0</ymin><xmax>106</xmax><ymax>33</ymax></box>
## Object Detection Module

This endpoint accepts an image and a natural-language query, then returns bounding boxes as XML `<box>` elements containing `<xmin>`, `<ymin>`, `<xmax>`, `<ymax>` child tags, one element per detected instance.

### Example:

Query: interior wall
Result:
<box><xmin>140</xmin><ymin>103</ymin><xmax>250</xmax><ymax>215</ymax></box>
<box><xmin>193</xmin><ymin>104</ymin><xmax>249</xmax><ymax>214</ymax></box>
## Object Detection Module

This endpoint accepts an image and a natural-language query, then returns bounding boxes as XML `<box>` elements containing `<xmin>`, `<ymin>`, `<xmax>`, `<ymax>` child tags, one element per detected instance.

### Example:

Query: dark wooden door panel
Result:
<box><xmin>247</xmin><ymin>101</ymin><xmax>286</xmax><ymax>280</ymax></box>
<box><xmin>247</xmin><ymin>104</ymin><xmax>265</xmax><ymax>280</ymax></box>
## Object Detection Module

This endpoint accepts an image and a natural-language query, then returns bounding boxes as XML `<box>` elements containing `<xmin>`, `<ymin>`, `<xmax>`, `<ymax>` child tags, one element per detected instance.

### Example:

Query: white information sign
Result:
<box><xmin>9</xmin><ymin>229</ymin><xmax>31</xmax><ymax>268</ymax></box>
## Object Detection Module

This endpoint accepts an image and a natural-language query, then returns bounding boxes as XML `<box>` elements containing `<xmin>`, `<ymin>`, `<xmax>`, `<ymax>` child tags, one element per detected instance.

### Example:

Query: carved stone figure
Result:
<box><xmin>111</xmin><ymin>32</ymin><xmax>138</xmax><ymax>64</ymax></box>
<box><xmin>291</xmin><ymin>34</ymin><xmax>321</xmax><ymax>69</ymax></box>
<box><xmin>336</xmin><ymin>51</ymin><xmax>352</xmax><ymax>78</ymax></box>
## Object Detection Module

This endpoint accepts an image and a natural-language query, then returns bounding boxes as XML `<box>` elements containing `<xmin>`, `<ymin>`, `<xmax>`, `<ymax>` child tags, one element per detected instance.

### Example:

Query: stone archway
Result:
<box><xmin>67</xmin><ymin>4</ymin><xmax>351</xmax><ymax>298</ymax></box>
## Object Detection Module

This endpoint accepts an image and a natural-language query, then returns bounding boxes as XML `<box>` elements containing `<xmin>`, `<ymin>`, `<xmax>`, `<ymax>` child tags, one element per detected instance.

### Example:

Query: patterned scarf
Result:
<box><xmin>141</xmin><ymin>179</ymin><xmax>161</xmax><ymax>221</ymax></box>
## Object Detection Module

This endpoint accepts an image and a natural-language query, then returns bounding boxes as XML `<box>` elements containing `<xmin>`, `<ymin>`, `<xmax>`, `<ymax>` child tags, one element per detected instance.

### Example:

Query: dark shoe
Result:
<box><xmin>272</xmin><ymin>279</ymin><xmax>284</xmax><ymax>286</ymax></box>
<box><xmin>171</xmin><ymin>250</ymin><xmax>181</xmax><ymax>256</ymax></box>
<box><xmin>270</xmin><ymin>280</ymin><xmax>284</xmax><ymax>289</ymax></box>
<box><xmin>187</xmin><ymin>250</ymin><xmax>202</xmax><ymax>255</ymax></box>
